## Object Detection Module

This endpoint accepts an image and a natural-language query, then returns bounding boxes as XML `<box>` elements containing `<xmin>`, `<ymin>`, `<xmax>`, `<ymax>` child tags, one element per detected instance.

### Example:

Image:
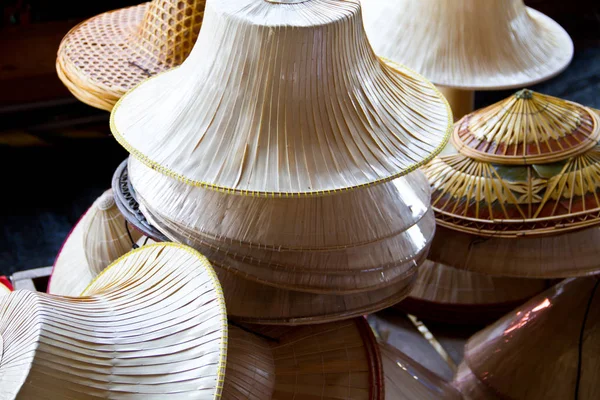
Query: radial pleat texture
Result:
<box><xmin>57</xmin><ymin>0</ymin><xmax>206</xmax><ymax>110</ymax></box>
<box><xmin>48</xmin><ymin>189</ymin><xmax>141</xmax><ymax>296</ymax></box>
<box><xmin>362</xmin><ymin>0</ymin><xmax>573</xmax><ymax>90</ymax></box>
<box><xmin>111</xmin><ymin>0</ymin><xmax>452</xmax><ymax>196</ymax></box>
<box><xmin>1</xmin><ymin>243</ymin><xmax>228</xmax><ymax>399</ymax></box>
<box><xmin>453</xmin><ymin>277</ymin><xmax>600</xmax><ymax>399</ymax></box>
<box><xmin>379</xmin><ymin>342</ymin><xmax>462</xmax><ymax>400</ymax></box>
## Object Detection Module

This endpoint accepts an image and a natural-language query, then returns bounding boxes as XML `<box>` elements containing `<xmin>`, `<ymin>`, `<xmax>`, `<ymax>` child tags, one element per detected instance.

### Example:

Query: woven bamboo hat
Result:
<box><xmin>48</xmin><ymin>189</ymin><xmax>142</xmax><ymax>296</ymax></box>
<box><xmin>379</xmin><ymin>341</ymin><xmax>462</xmax><ymax>400</ymax></box>
<box><xmin>396</xmin><ymin>260</ymin><xmax>548</xmax><ymax>325</ymax></box>
<box><xmin>0</xmin><ymin>243</ymin><xmax>228</xmax><ymax>398</ymax></box>
<box><xmin>453</xmin><ymin>277</ymin><xmax>600</xmax><ymax>399</ymax></box>
<box><xmin>111</xmin><ymin>0</ymin><xmax>452</xmax><ymax>197</ymax></box>
<box><xmin>425</xmin><ymin>90</ymin><xmax>600</xmax><ymax>278</ymax></box>
<box><xmin>362</xmin><ymin>0</ymin><xmax>573</xmax><ymax>91</ymax></box>
<box><xmin>56</xmin><ymin>0</ymin><xmax>206</xmax><ymax>111</ymax></box>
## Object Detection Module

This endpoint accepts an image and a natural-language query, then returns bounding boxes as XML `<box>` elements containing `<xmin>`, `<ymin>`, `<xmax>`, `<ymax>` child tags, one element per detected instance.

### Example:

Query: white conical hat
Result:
<box><xmin>0</xmin><ymin>277</ymin><xmax>11</xmax><ymax>296</ymax></box>
<box><xmin>111</xmin><ymin>0</ymin><xmax>452</xmax><ymax>196</ymax></box>
<box><xmin>0</xmin><ymin>243</ymin><xmax>227</xmax><ymax>398</ymax></box>
<box><xmin>453</xmin><ymin>277</ymin><xmax>600</xmax><ymax>399</ymax></box>
<box><xmin>48</xmin><ymin>189</ymin><xmax>142</xmax><ymax>296</ymax></box>
<box><xmin>362</xmin><ymin>0</ymin><xmax>573</xmax><ymax>90</ymax></box>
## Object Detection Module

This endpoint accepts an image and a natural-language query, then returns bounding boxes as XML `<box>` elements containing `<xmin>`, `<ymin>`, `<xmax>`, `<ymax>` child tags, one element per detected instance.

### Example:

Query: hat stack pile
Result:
<box><xmin>362</xmin><ymin>0</ymin><xmax>574</xmax><ymax>119</ymax></box>
<box><xmin>57</xmin><ymin>0</ymin><xmax>207</xmax><ymax>110</ymax></box>
<box><xmin>396</xmin><ymin>89</ymin><xmax>600</xmax><ymax>325</ymax></box>
<box><xmin>109</xmin><ymin>0</ymin><xmax>453</xmax><ymax>325</ymax></box>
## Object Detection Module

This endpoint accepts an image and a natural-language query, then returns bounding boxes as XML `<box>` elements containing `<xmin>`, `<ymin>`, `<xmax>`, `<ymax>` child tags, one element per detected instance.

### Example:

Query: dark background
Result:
<box><xmin>0</xmin><ymin>0</ymin><xmax>599</xmax><ymax>276</ymax></box>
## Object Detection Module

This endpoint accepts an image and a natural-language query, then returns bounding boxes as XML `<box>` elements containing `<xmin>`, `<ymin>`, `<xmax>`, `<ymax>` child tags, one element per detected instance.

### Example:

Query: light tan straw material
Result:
<box><xmin>111</xmin><ymin>0</ymin><xmax>452</xmax><ymax>196</ymax></box>
<box><xmin>56</xmin><ymin>0</ymin><xmax>206</xmax><ymax>111</ymax></box>
<box><xmin>362</xmin><ymin>0</ymin><xmax>574</xmax><ymax>91</ymax></box>
<box><xmin>0</xmin><ymin>243</ymin><xmax>227</xmax><ymax>399</ymax></box>
<box><xmin>379</xmin><ymin>341</ymin><xmax>462</xmax><ymax>400</ymax></box>
<box><xmin>48</xmin><ymin>189</ymin><xmax>141</xmax><ymax>296</ymax></box>
<box><xmin>453</xmin><ymin>277</ymin><xmax>600</xmax><ymax>399</ymax></box>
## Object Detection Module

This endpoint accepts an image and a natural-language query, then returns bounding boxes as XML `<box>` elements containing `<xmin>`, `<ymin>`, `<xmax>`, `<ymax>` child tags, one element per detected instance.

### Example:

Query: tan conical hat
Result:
<box><xmin>0</xmin><ymin>243</ymin><xmax>228</xmax><ymax>398</ymax></box>
<box><xmin>111</xmin><ymin>0</ymin><xmax>452</xmax><ymax>196</ymax></box>
<box><xmin>379</xmin><ymin>341</ymin><xmax>462</xmax><ymax>399</ymax></box>
<box><xmin>56</xmin><ymin>0</ymin><xmax>206</xmax><ymax>110</ymax></box>
<box><xmin>48</xmin><ymin>189</ymin><xmax>142</xmax><ymax>296</ymax></box>
<box><xmin>396</xmin><ymin>260</ymin><xmax>548</xmax><ymax>324</ymax></box>
<box><xmin>362</xmin><ymin>0</ymin><xmax>573</xmax><ymax>91</ymax></box>
<box><xmin>453</xmin><ymin>277</ymin><xmax>600</xmax><ymax>399</ymax></box>
<box><xmin>423</xmin><ymin>91</ymin><xmax>600</xmax><ymax>278</ymax></box>
<box><xmin>223</xmin><ymin>318</ymin><xmax>384</xmax><ymax>399</ymax></box>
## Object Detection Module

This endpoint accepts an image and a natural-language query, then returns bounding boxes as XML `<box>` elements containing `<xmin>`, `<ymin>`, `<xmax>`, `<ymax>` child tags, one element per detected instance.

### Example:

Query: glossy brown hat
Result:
<box><xmin>57</xmin><ymin>0</ymin><xmax>206</xmax><ymax>110</ymax></box>
<box><xmin>396</xmin><ymin>260</ymin><xmax>548</xmax><ymax>324</ymax></box>
<box><xmin>453</xmin><ymin>277</ymin><xmax>600</xmax><ymax>399</ymax></box>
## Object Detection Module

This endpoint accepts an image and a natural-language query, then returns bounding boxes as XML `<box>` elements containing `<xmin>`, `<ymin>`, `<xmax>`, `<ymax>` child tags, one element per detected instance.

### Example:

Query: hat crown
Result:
<box><xmin>136</xmin><ymin>0</ymin><xmax>206</xmax><ymax>67</ymax></box>
<box><xmin>452</xmin><ymin>90</ymin><xmax>600</xmax><ymax>165</ymax></box>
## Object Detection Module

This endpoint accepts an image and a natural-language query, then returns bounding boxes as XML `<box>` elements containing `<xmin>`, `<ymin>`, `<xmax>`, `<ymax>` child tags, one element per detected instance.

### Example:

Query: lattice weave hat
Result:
<box><xmin>57</xmin><ymin>0</ymin><xmax>206</xmax><ymax>110</ymax></box>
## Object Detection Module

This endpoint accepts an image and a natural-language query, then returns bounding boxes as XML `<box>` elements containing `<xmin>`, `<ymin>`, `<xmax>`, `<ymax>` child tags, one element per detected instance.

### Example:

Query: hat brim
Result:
<box><xmin>56</xmin><ymin>4</ymin><xmax>149</xmax><ymax>111</ymax></box>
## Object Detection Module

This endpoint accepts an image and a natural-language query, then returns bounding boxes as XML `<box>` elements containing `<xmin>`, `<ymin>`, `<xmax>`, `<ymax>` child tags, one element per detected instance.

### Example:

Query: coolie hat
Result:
<box><xmin>425</xmin><ymin>90</ymin><xmax>600</xmax><ymax>278</ymax></box>
<box><xmin>56</xmin><ymin>0</ymin><xmax>206</xmax><ymax>110</ymax></box>
<box><xmin>453</xmin><ymin>276</ymin><xmax>600</xmax><ymax>399</ymax></box>
<box><xmin>362</xmin><ymin>0</ymin><xmax>573</xmax><ymax>91</ymax></box>
<box><xmin>48</xmin><ymin>189</ymin><xmax>141</xmax><ymax>296</ymax></box>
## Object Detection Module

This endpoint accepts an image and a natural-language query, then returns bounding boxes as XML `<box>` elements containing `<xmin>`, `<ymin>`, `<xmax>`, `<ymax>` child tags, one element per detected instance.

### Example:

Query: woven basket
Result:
<box><xmin>453</xmin><ymin>277</ymin><xmax>600</xmax><ymax>399</ymax></box>
<box><xmin>395</xmin><ymin>260</ymin><xmax>549</xmax><ymax>325</ymax></box>
<box><xmin>48</xmin><ymin>189</ymin><xmax>141</xmax><ymax>296</ymax></box>
<box><xmin>0</xmin><ymin>243</ymin><xmax>228</xmax><ymax>398</ymax></box>
<box><xmin>56</xmin><ymin>0</ymin><xmax>205</xmax><ymax>111</ymax></box>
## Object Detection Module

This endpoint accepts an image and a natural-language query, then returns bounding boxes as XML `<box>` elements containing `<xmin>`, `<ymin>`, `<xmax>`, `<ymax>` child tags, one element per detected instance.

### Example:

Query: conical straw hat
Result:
<box><xmin>453</xmin><ymin>277</ymin><xmax>600</xmax><ymax>399</ymax></box>
<box><xmin>222</xmin><ymin>318</ymin><xmax>383</xmax><ymax>399</ymax></box>
<box><xmin>111</xmin><ymin>0</ymin><xmax>452</xmax><ymax>196</ymax></box>
<box><xmin>426</xmin><ymin>91</ymin><xmax>600</xmax><ymax>238</ymax></box>
<box><xmin>128</xmin><ymin>156</ymin><xmax>432</xmax><ymax>250</ymax></box>
<box><xmin>48</xmin><ymin>189</ymin><xmax>142</xmax><ymax>296</ymax></box>
<box><xmin>0</xmin><ymin>242</ymin><xmax>228</xmax><ymax>398</ymax></box>
<box><xmin>379</xmin><ymin>341</ymin><xmax>462</xmax><ymax>399</ymax></box>
<box><xmin>362</xmin><ymin>0</ymin><xmax>573</xmax><ymax>91</ymax></box>
<box><xmin>140</xmin><ymin>197</ymin><xmax>430</xmax><ymax>294</ymax></box>
<box><xmin>56</xmin><ymin>0</ymin><xmax>206</xmax><ymax>110</ymax></box>
<box><xmin>396</xmin><ymin>260</ymin><xmax>548</xmax><ymax>324</ymax></box>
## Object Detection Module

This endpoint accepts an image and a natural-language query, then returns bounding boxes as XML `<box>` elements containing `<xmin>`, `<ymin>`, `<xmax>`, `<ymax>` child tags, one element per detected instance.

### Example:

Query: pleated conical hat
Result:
<box><xmin>48</xmin><ymin>189</ymin><xmax>142</xmax><ymax>296</ymax></box>
<box><xmin>56</xmin><ymin>0</ymin><xmax>206</xmax><ymax>110</ymax></box>
<box><xmin>379</xmin><ymin>341</ymin><xmax>462</xmax><ymax>400</ymax></box>
<box><xmin>362</xmin><ymin>0</ymin><xmax>573</xmax><ymax>90</ymax></box>
<box><xmin>222</xmin><ymin>318</ymin><xmax>383</xmax><ymax>399</ymax></box>
<box><xmin>0</xmin><ymin>243</ymin><xmax>227</xmax><ymax>399</ymax></box>
<box><xmin>396</xmin><ymin>260</ymin><xmax>548</xmax><ymax>324</ymax></box>
<box><xmin>111</xmin><ymin>0</ymin><xmax>452</xmax><ymax>196</ymax></box>
<box><xmin>128</xmin><ymin>156</ymin><xmax>432</xmax><ymax>251</ymax></box>
<box><xmin>453</xmin><ymin>277</ymin><xmax>600</xmax><ymax>399</ymax></box>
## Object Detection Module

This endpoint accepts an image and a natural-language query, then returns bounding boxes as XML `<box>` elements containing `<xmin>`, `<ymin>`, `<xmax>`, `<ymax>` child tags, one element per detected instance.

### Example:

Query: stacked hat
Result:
<box><xmin>48</xmin><ymin>189</ymin><xmax>142</xmax><ymax>296</ymax></box>
<box><xmin>56</xmin><ymin>0</ymin><xmax>206</xmax><ymax>110</ymax></box>
<box><xmin>453</xmin><ymin>276</ymin><xmax>600</xmax><ymax>399</ymax></box>
<box><xmin>109</xmin><ymin>0</ymin><xmax>452</xmax><ymax>324</ymax></box>
<box><xmin>426</xmin><ymin>90</ymin><xmax>600</xmax><ymax>279</ymax></box>
<box><xmin>396</xmin><ymin>260</ymin><xmax>549</xmax><ymax>324</ymax></box>
<box><xmin>362</xmin><ymin>0</ymin><xmax>574</xmax><ymax>118</ymax></box>
<box><xmin>2</xmin><ymin>242</ymin><xmax>463</xmax><ymax>398</ymax></box>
